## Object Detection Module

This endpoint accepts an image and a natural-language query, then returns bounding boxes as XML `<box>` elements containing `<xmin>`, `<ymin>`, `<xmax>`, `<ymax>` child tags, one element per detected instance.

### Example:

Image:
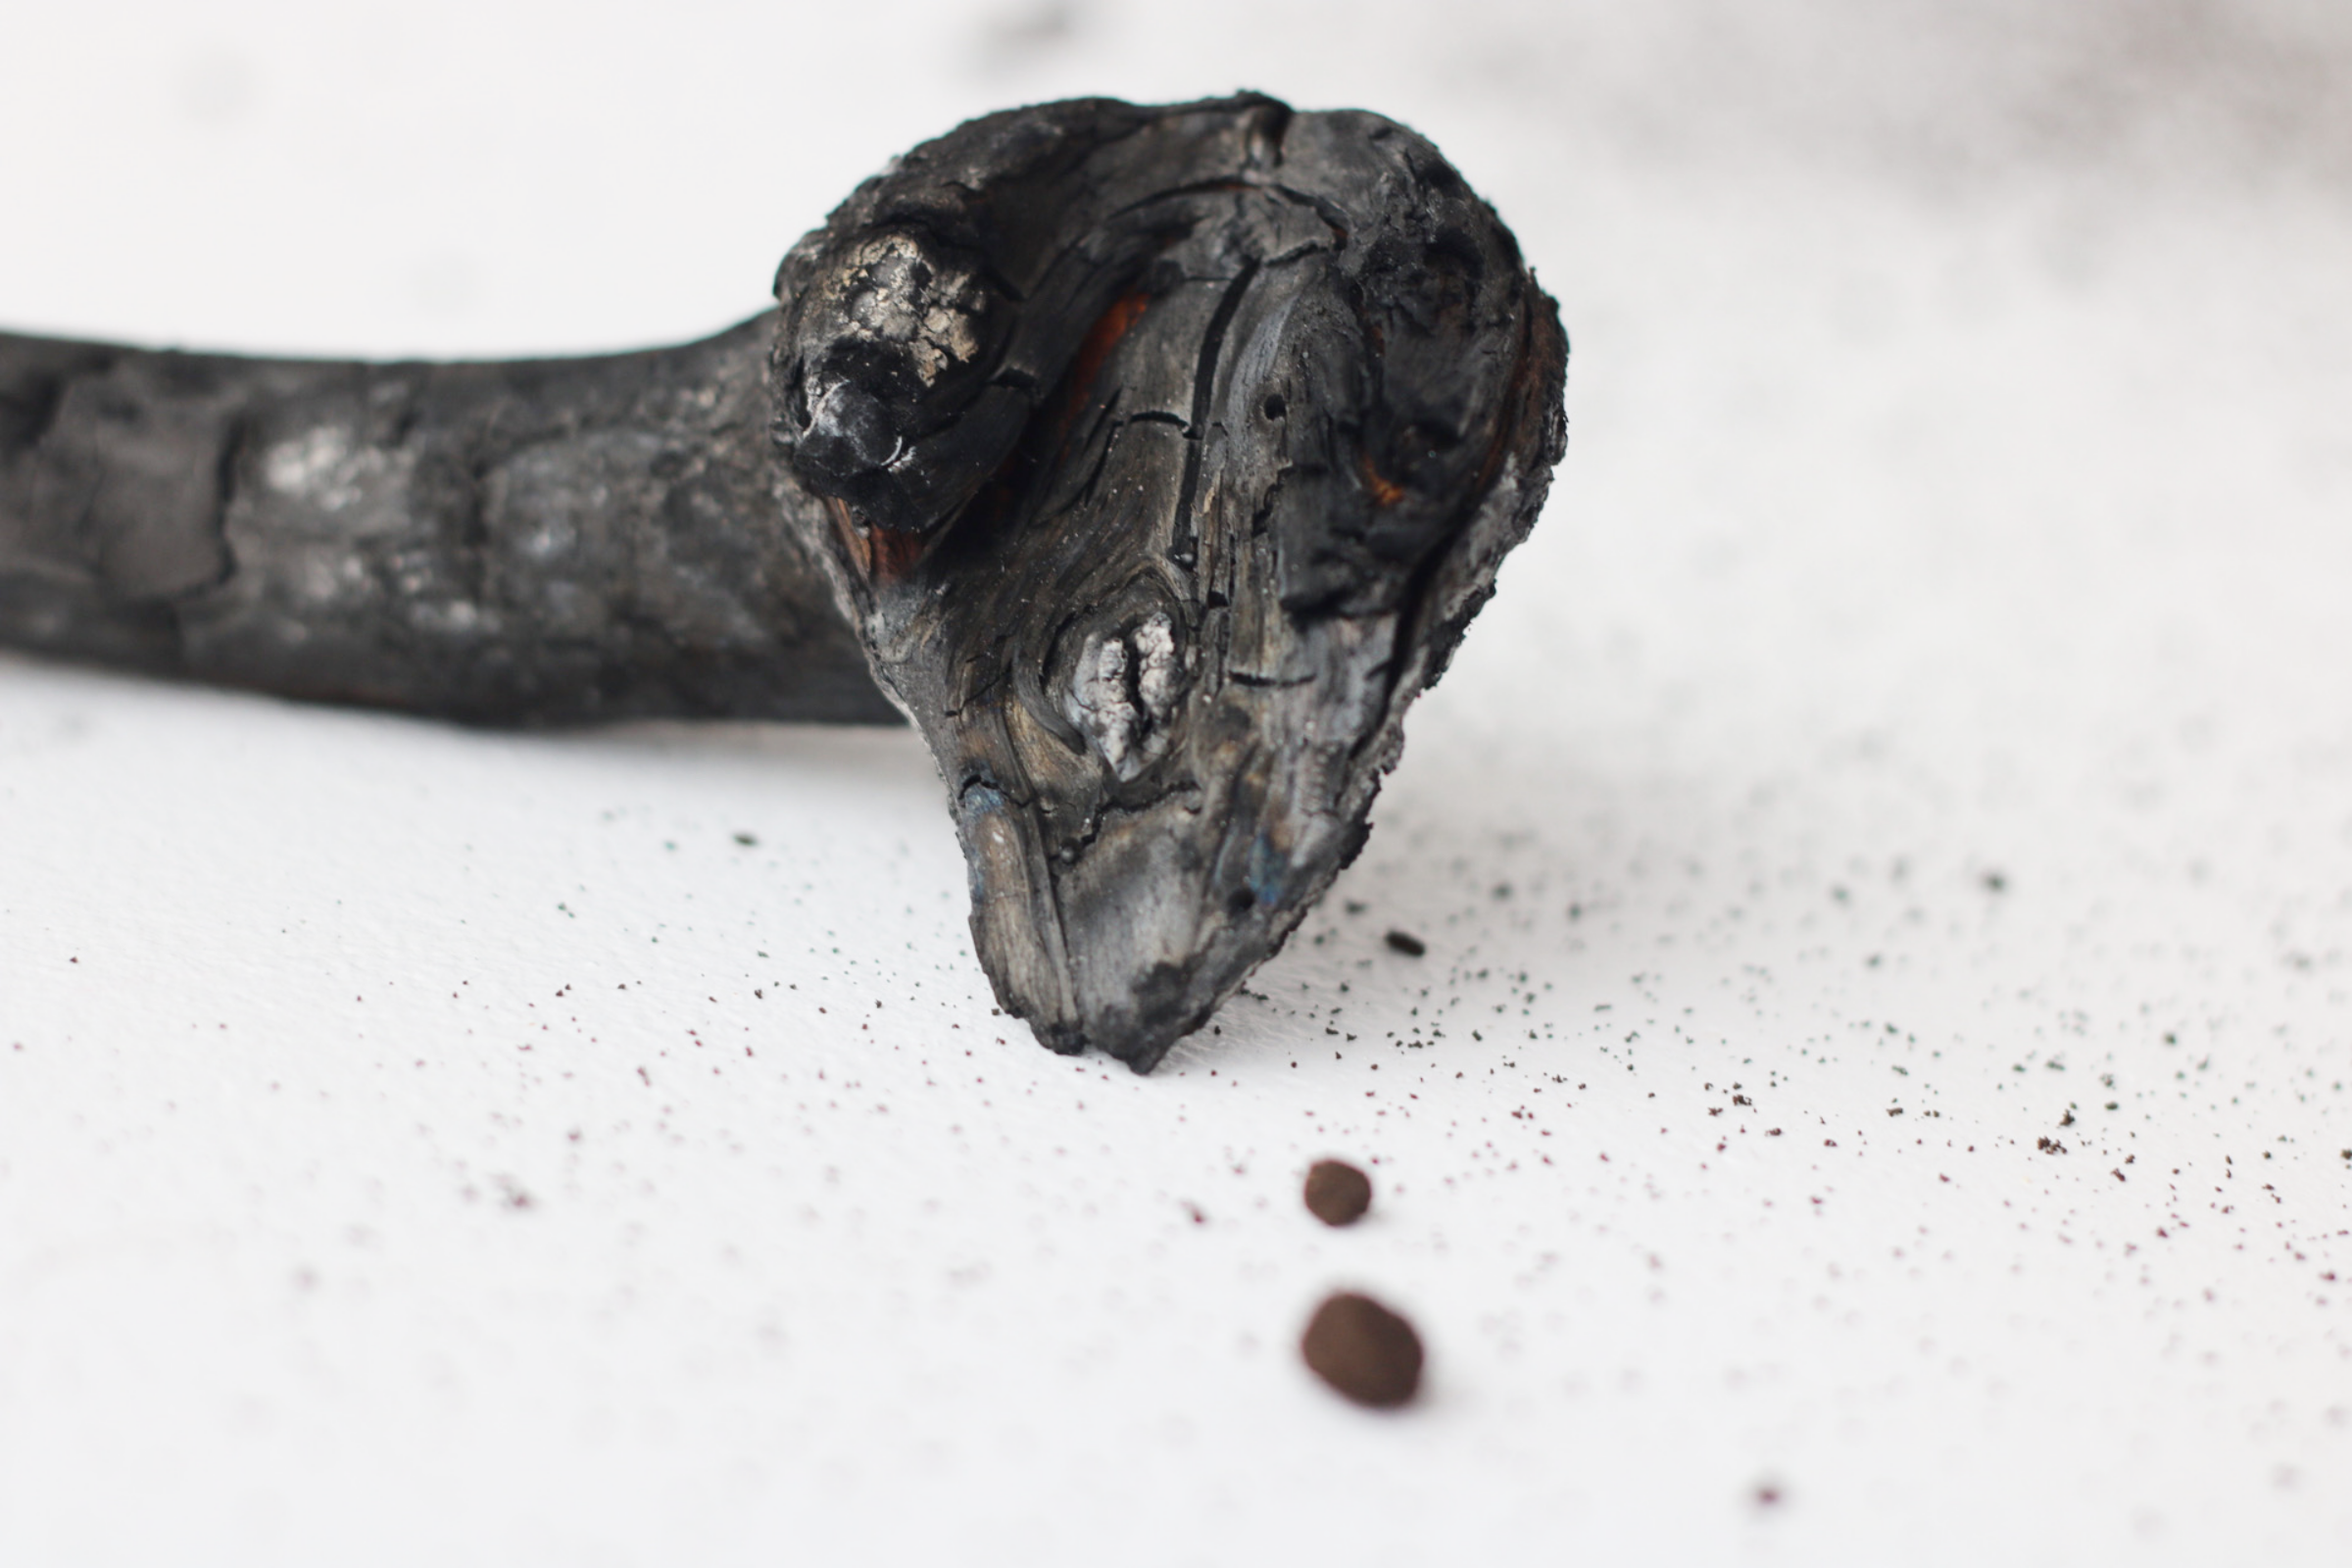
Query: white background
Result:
<box><xmin>4</xmin><ymin>2</ymin><xmax>2349</xmax><ymax>1562</ymax></box>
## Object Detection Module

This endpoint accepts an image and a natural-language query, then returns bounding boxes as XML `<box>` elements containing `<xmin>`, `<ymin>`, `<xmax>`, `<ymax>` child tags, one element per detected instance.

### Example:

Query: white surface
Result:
<box><xmin>5</xmin><ymin>2</ymin><xmax>2350</xmax><ymax>1563</ymax></box>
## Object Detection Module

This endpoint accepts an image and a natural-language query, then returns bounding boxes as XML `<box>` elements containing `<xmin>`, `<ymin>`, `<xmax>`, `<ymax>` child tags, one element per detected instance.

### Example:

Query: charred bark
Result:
<box><xmin>1</xmin><ymin>94</ymin><xmax>1567</xmax><ymax>1071</ymax></box>
<box><xmin>0</xmin><ymin>319</ymin><xmax>890</xmax><ymax>723</ymax></box>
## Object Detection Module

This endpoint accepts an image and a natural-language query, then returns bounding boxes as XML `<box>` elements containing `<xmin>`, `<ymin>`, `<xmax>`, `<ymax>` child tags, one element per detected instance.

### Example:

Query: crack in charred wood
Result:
<box><xmin>1168</xmin><ymin>259</ymin><xmax>1258</xmax><ymax>570</ymax></box>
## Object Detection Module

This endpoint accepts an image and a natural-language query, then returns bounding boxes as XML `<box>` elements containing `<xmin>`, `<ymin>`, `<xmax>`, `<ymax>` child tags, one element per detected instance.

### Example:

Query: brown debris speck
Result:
<box><xmin>1303</xmin><ymin>1159</ymin><xmax>1373</xmax><ymax>1226</ymax></box>
<box><xmin>1384</xmin><ymin>929</ymin><xmax>1427</xmax><ymax>956</ymax></box>
<box><xmin>1301</xmin><ymin>1291</ymin><xmax>1423</xmax><ymax>1408</ymax></box>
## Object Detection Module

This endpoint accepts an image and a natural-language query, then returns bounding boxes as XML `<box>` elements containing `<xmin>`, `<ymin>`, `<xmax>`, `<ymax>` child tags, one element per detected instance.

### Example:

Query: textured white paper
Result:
<box><xmin>4</xmin><ymin>3</ymin><xmax>2348</xmax><ymax>1563</ymax></box>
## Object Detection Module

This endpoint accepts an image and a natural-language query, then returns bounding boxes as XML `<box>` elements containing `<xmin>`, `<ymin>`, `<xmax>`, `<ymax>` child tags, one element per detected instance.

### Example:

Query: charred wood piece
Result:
<box><xmin>0</xmin><ymin>94</ymin><xmax>1567</xmax><ymax>1072</ymax></box>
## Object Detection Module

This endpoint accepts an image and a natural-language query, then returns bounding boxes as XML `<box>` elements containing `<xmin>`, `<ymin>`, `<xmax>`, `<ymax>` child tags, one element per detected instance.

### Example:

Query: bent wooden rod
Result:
<box><xmin>0</xmin><ymin>95</ymin><xmax>1568</xmax><ymax>1071</ymax></box>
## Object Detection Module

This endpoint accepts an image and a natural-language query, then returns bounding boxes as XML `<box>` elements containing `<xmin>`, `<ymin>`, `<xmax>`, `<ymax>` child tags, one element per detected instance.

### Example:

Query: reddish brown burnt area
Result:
<box><xmin>829</xmin><ymin>494</ymin><xmax>926</xmax><ymax>586</ymax></box>
<box><xmin>826</xmin><ymin>495</ymin><xmax>872</xmax><ymax>578</ymax></box>
<box><xmin>863</xmin><ymin>519</ymin><xmax>930</xmax><ymax>581</ymax></box>
<box><xmin>1359</xmin><ymin>452</ymin><xmax>1407</xmax><ymax>508</ymax></box>
<box><xmin>1050</xmin><ymin>289</ymin><xmax>1153</xmax><ymax>452</ymax></box>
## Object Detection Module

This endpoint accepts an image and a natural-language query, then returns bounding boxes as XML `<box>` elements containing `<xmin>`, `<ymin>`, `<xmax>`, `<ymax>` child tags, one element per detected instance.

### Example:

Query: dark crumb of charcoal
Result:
<box><xmin>1384</xmin><ymin>929</ymin><xmax>1427</xmax><ymax>956</ymax></box>
<box><xmin>1303</xmin><ymin>1159</ymin><xmax>1373</xmax><ymax>1226</ymax></box>
<box><xmin>1982</xmin><ymin>870</ymin><xmax>2008</xmax><ymax>893</ymax></box>
<box><xmin>1301</xmin><ymin>1291</ymin><xmax>1423</xmax><ymax>1408</ymax></box>
<box><xmin>733</xmin><ymin>831</ymin><xmax>758</xmax><ymax>847</ymax></box>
